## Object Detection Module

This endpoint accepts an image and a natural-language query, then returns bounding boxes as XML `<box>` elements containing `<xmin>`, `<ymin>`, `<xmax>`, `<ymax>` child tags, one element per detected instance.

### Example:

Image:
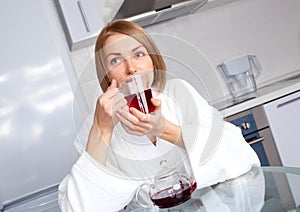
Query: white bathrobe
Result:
<box><xmin>58</xmin><ymin>79</ymin><xmax>260</xmax><ymax>211</ymax></box>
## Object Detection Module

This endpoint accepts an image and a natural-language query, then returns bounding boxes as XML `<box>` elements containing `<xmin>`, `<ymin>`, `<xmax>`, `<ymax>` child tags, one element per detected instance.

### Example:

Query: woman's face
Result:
<box><xmin>103</xmin><ymin>33</ymin><xmax>154</xmax><ymax>85</ymax></box>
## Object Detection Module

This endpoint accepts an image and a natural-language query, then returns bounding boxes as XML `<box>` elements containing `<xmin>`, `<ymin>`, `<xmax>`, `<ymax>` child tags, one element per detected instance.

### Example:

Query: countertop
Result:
<box><xmin>133</xmin><ymin>166</ymin><xmax>300</xmax><ymax>211</ymax></box>
<box><xmin>214</xmin><ymin>70</ymin><xmax>300</xmax><ymax>117</ymax></box>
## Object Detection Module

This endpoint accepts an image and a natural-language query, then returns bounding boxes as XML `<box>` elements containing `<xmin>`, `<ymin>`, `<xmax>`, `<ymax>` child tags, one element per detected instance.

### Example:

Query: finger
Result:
<box><xmin>114</xmin><ymin>97</ymin><xmax>127</xmax><ymax>110</ymax></box>
<box><xmin>117</xmin><ymin>108</ymin><xmax>139</xmax><ymax>124</ymax></box>
<box><xmin>121</xmin><ymin>124</ymin><xmax>146</xmax><ymax>136</ymax></box>
<box><xmin>112</xmin><ymin>98</ymin><xmax>127</xmax><ymax>120</ymax></box>
<box><xmin>118</xmin><ymin>113</ymin><xmax>150</xmax><ymax>134</ymax></box>
<box><xmin>112</xmin><ymin>93</ymin><xmax>126</xmax><ymax>108</ymax></box>
<box><xmin>97</xmin><ymin>91</ymin><xmax>124</xmax><ymax>119</ymax></box>
<box><xmin>117</xmin><ymin>108</ymin><xmax>152</xmax><ymax>131</ymax></box>
<box><xmin>101</xmin><ymin>82</ymin><xmax>122</xmax><ymax>103</ymax></box>
<box><xmin>100</xmin><ymin>88</ymin><xmax>119</xmax><ymax>104</ymax></box>
<box><xmin>129</xmin><ymin>107</ymin><xmax>151</xmax><ymax>123</ymax></box>
<box><xmin>107</xmin><ymin>79</ymin><xmax>118</xmax><ymax>90</ymax></box>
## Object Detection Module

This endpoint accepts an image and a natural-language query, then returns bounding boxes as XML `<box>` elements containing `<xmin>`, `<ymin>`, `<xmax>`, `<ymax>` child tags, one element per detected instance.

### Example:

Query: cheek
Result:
<box><xmin>143</xmin><ymin>56</ymin><xmax>154</xmax><ymax>70</ymax></box>
<box><xmin>107</xmin><ymin>69</ymin><xmax>122</xmax><ymax>83</ymax></box>
<box><xmin>148</xmin><ymin>62</ymin><xmax>154</xmax><ymax>70</ymax></box>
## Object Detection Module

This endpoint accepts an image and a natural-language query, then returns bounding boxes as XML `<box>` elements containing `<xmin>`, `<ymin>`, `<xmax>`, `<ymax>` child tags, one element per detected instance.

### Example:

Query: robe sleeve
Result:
<box><xmin>58</xmin><ymin>115</ymin><xmax>141</xmax><ymax>211</ymax></box>
<box><xmin>165</xmin><ymin>79</ymin><xmax>260</xmax><ymax>189</ymax></box>
<box><xmin>58</xmin><ymin>151</ymin><xmax>140</xmax><ymax>211</ymax></box>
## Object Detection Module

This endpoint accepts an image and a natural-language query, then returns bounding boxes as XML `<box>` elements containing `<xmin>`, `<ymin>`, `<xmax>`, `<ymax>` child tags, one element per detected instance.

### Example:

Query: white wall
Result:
<box><xmin>146</xmin><ymin>0</ymin><xmax>300</xmax><ymax>85</ymax></box>
<box><xmin>68</xmin><ymin>0</ymin><xmax>300</xmax><ymax>111</ymax></box>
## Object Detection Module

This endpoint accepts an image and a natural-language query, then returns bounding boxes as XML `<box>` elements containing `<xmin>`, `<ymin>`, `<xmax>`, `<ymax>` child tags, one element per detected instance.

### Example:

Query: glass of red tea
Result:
<box><xmin>119</xmin><ymin>71</ymin><xmax>155</xmax><ymax>114</ymax></box>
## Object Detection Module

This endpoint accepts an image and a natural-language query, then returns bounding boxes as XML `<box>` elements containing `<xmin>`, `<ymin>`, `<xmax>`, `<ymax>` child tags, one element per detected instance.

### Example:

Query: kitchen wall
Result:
<box><xmin>65</xmin><ymin>0</ymin><xmax>300</xmax><ymax>112</ymax></box>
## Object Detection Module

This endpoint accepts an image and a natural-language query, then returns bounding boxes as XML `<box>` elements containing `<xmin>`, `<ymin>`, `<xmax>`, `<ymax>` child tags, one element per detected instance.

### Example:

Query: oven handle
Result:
<box><xmin>247</xmin><ymin>136</ymin><xmax>264</xmax><ymax>145</ymax></box>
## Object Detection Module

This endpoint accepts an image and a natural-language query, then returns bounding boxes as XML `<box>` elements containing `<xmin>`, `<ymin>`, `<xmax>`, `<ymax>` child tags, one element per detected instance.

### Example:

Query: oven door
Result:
<box><xmin>256</xmin><ymin>127</ymin><xmax>282</xmax><ymax>166</ymax></box>
<box><xmin>246</xmin><ymin>127</ymin><xmax>283</xmax><ymax>167</ymax></box>
<box><xmin>228</xmin><ymin>112</ymin><xmax>270</xmax><ymax>166</ymax></box>
<box><xmin>227</xmin><ymin>109</ymin><xmax>282</xmax><ymax>167</ymax></box>
<box><xmin>244</xmin><ymin>130</ymin><xmax>270</xmax><ymax>166</ymax></box>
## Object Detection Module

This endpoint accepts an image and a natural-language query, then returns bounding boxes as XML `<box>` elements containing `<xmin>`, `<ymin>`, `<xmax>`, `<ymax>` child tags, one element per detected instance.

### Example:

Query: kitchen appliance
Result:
<box><xmin>113</xmin><ymin>0</ymin><xmax>207</xmax><ymax>27</ymax></box>
<box><xmin>0</xmin><ymin>1</ymin><xmax>87</xmax><ymax>211</ymax></box>
<box><xmin>55</xmin><ymin>0</ymin><xmax>207</xmax><ymax>50</ymax></box>
<box><xmin>226</xmin><ymin>105</ymin><xmax>296</xmax><ymax>210</ymax></box>
<box><xmin>226</xmin><ymin>105</ymin><xmax>280</xmax><ymax>166</ymax></box>
<box><xmin>218</xmin><ymin>55</ymin><xmax>262</xmax><ymax>103</ymax></box>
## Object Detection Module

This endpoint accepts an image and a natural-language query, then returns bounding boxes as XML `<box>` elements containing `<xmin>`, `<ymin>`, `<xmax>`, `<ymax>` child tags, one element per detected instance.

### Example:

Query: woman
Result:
<box><xmin>59</xmin><ymin>20</ymin><xmax>260</xmax><ymax>211</ymax></box>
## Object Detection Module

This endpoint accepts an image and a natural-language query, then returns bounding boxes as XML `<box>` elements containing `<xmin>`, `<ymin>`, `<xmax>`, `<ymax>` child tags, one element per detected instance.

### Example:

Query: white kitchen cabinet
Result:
<box><xmin>263</xmin><ymin>91</ymin><xmax>300</xmax><ymax>167</ymax></box>
<box><xmin>55</xmin><ymin>0</ymin><xmax>105</xmax><ymax>50</ymax></box>
<box><xmin>263</xmin><ymin>90</ymin><xmax>300</xmax><ymax>206</ymax></box>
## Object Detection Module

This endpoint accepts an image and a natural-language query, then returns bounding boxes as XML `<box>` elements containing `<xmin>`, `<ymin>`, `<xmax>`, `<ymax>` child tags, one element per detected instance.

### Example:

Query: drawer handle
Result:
<box><xmin>248</xmin><ymin>136</ymin><xmax>264</xmax><ymax>145</ymax></box>
<box><xmin>77</xmin><ymin>0</ymin><xmax>90</xmax><ymax>32</ymax></box>
<box><xmin>277</xmin><ymin>96</ymin><xmax>300</xmax><ymax>108</ymax></box>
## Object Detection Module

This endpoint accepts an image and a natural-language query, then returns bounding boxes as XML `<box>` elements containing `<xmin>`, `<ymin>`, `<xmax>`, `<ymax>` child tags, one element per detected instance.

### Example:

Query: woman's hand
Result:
<box><xmin>117</xmin><ymin>98</ymin><xmax>185</xmax><ymax>147</ymax></box>
<box><xmin>86</xmin><ymin>79</ymin><xmax>127</xmax><ymax>164</ymax></box>
<box><xmin>93</xmin><ymin>79</ymin><xmax>127</xmax><ymax>135</ymax></box>
<box><xmin>116</xmin><ymin>98</ymin><xmax>166</xmax><ymax>137</ymax></box>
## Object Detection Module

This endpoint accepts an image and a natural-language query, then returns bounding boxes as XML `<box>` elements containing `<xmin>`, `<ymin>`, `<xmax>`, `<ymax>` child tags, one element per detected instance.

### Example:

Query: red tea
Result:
<box><xmin>150</xmin><ymin>182</ymin><xmax>197</xmax><ymax>208</ymax></box>
<box><xmin>124</xmin><ymin>89</ymin><xmax>155</xmax><ymax>114</ymax></box>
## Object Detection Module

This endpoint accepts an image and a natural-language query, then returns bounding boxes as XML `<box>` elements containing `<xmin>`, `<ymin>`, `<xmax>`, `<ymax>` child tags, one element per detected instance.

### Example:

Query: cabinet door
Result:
<box><xmin>263</xmin><ymin>91</ymin><xmax>300</xmax><ymax>206</ymax></box>
<box><xmin>56</xmin><ymin>0</ymin><xmax>104</xmax><ymax>50</ymax></box>
<box><xmin>263</xmin><ymin>91</ymin><xmax>300</xmax><ymax>168</ymax></box>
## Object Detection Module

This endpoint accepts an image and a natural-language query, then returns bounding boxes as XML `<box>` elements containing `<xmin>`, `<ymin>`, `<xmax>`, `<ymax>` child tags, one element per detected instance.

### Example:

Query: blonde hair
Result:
<box><xmin>94</xmin><ymin>19</ymin><xmax>166</xmax><ymax>92</ymax></box>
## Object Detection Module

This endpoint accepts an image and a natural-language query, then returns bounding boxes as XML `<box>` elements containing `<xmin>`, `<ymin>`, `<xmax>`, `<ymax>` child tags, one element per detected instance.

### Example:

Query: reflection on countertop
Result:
<box><xmin>213</xmin><ymin>70</ymin><xmax>300</xmax><ymax>117</ymax></box>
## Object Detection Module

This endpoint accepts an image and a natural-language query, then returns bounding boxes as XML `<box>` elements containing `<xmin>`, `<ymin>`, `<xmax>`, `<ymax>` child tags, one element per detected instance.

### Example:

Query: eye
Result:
<box><xmin>135</xmin><ymin>51</ymin><xmax>145</xmax><ymax>58</ymax></box>
<box><xmin>110</xmin><ymin>57</ymin><xmax>122</xmax><ymax>66</ymax></box>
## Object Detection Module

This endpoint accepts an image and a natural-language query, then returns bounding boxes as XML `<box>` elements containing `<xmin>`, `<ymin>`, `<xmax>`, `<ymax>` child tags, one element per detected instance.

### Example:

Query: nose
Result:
<box><xmin>124</xmin><ymin>58</ymin><xmax>137</xmax><ymax>75</ymax></box>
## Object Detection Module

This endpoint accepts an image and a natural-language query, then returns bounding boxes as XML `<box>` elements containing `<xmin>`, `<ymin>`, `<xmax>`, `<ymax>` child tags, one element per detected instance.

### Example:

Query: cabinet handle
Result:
<box><xmin>248</xmin><ymin>137</ymin><xmax>264</xmax><ymax>145</ymax></box>
<box><xmin>277</xmin><ymin>96</ymin><xmax>300</xmax><ymax>108</ymax></box>
<box><xmin>77</xmin><ymin>0</ymin><xmax>90</xmax><ymax>32</ymax></box>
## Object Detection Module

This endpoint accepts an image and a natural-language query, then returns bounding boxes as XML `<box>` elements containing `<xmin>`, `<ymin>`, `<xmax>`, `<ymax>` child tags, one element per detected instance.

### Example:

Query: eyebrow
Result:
<box><xmin>106</xmin><ymin>45</ymin><xmax>145</xmax><ymax>58</ymax></box>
